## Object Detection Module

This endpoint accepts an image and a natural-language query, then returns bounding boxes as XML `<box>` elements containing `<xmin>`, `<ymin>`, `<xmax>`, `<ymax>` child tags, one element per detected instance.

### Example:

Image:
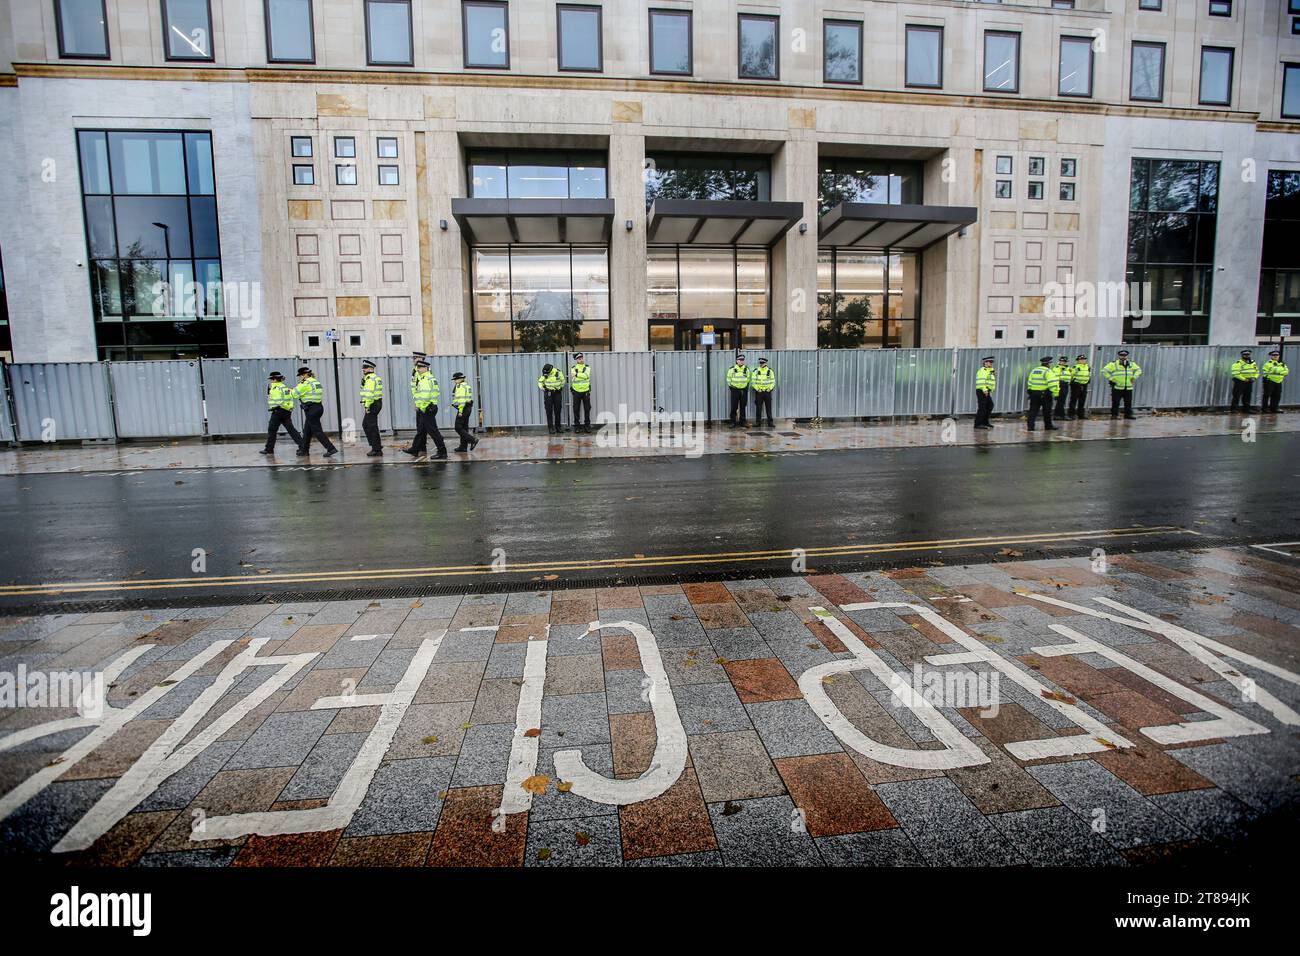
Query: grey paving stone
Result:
<box><xmin>530</xmin><ymin>745</ymin><xmax>619</xmax><ymax>820</ymax></box>
<box><xmin>626</xmin><ymin>850</ymin><xmax>724</xmax><ymax>866</ymax></box>
<box><xmin>280</xmin><ymin>732</ymin><xmax>368</xmax><ymax>801</ymax></box>
<box><xmin>747</xmin><ymin>699</ymin><xmax>842</xmax><ymax>758</ymax></box>
<box><xmin>874</xmin><ymin>777</ymin><xmax>1024</xmax><ymax>866</ymax></box>
<box><xmin>604</xmin><ymin>667</ymin><xmax>652</xmax><ymax>716</ymax></box>
<box><xmin>224</xmin><ymin>709</ymin><xmax>335</xmax><ymax>771</ymax></box>
<box><xmin>642</xmin><ymin>615</ymin><xmax>708</xmax><ymax>648</ymax></box>
<box><xmin>544</xmin><ymin>654</ymin><xmax>605</xmax><ymax>696</ymax></box>
<box><xmin>405</xmin><ymin>595</ymin><xmax>465</xmax><ymax>620</ymax></box>
<box><xmin>688</xmin><ymin>730</ymin><xmax>787</xmax><ymax>803</ymax></box>
<box><xmin>1027</xmin><ymin>760</ymin><xmax>1192</xmax><ymax>849</ymax></box>
<box><xmin>484</xmin><ymin>642</ymin><xmax>528</xmax><ymax>680</ymax></box>
<box><xmin>525</xmin><ymin>814</ymin><xmax>623</xmax><ymax>867</ymax></box>
<box><xmin>429</xmin><ymin>629</ymin><xmax>495</xmax><ymax>663</ymax></box>
<box><xmin>545</xmin><ymin>624</ymin><xmax>603</xmax><ymax>658</ymax></box>
<box><xmin>764</xmin><ymin>633</ymin><xmax>840</xmax><ymax>677</ymax></box>
<box><xmin>989</xmin><ymin>806</ymin><xmax>1129</xmax><ymax>865</ymax></box>
<box><xmin>815</xmin><ymin>828</ymin><xmax>926</xmax><ymax>866</ymax></box>
<box><xmin>674</xmin><ymin>682</ymin><xmax>752</xmax><ymax>735</ymax></box>
<box><xmin>661</xmin><ymin>644</ymin><xmax>727</xmax><ymax>685</ymax></box>
<box><xmin>358</xmin><ymin>645</ymin><xmax>421</xmax><ymax>692</ymax></box>
<box><xmin>315</xmin><ymin>633</ymin><xmax>391</xmax><ymax>669</ymax></box>
<box><xmin>1149</xmin><ymin>788</ymin><xmax>1260</xmax><ymax>844</ymax></box>
<box><xmin>0</xmin><ymin>778</ymin><xmax>115</xmax><ymax>855</ymax></box>
<box><xmin>160</xmin><ymin>629</ymin><xmax>245</xmax><ymax>662</ymax></box>
<box><xmin>449</xmin><ymin>722</ymin><xmax>515</xmax><ymax>787</ymax></box>
<box><xmin>140</xmin><ymin>740</ymin><xmax>242</xmax><ymax>811</ymax></box>
<box><xmin>540</xmin><ymin>692</ymin><xmax>610</xmax><ymax>748</ymax></box>
<box><xmin>504</xmin><ymin>591</ymin><xmax>552</xmax><ymax>615</ymax></box>
<box><xmin>842</xmin><ymin>606</ymin><xmax>910</xmax><ymax>633</ymax></box>
<box><xmin>1167</xmin><ymin>742</ymin><xmax>1300</xmax><ymax>813</ymax></box>
<box><xmin>345</xmin><ymin>755</ymin><xmax>456</xmax><ymax>836</ymax></box>
<box><xmin>706</xmin><ymin>627</ymin><xmax>774</xmax><ymax>662</ymax></box>
<box><xmin>138</xmin><ymin>675</ymin><xmax>218</xmax><ymax>721</ymax></box>
<box><xmin>137</xmin><ymin>846</ymin><xmax>240</xmax><ymax>867</ymax></box>
<box><xmin>707</xmin><ymin>795</ymin><xmax>823</xmax><ymax>866</ymax></box>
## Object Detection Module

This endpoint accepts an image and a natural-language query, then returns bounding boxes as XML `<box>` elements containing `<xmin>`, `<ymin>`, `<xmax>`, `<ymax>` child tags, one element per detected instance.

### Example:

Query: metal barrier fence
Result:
<box><xmin>1</xmin><ymin>345</ymin><xmax>1294</xmax><ymax>443</ymax></box>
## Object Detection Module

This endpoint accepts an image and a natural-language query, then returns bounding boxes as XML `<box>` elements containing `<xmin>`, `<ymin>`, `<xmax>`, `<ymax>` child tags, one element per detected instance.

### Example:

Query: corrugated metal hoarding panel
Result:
<box><xmin>109</xmin><ymin>361</ymin><xmax>204</xmax><ymax>438</ymax></box>
<box><xmin>653</xmin><ymin>351</ymin><xmax>708</xmax><ymax>418</ymax></box>
<box><xmin>11</xmin><ymin>362</ymin><xmax>116</xmax><ymax>441</ymax></box>
<box><xmin>1216</xmin><ymin>345</ymin><xmax>1266</xmax><ymax>409</ymax></box>
<box><xmin>201</xmin><ymin>357</ymin><xmax>298</xmax><ymax>436</ymax></box>
<box><xmin>0</xmin><ymin>365</ymin><xmax>15</xmax><ymax>441</ymax></box>
<box><xmin>893</xmin><ymin>348</ymin><xmax>954</xmax><ymax>417</ymax></box>
<box><xmin>1145</xmin><ymin>346</ymin><xmax>1219</xmax><ymax>408</ymax></box>
<box><xmin>743</xmin><ymin>349</ymin><xmax>818</xmax><ymax>419</ymax></box>
<box><xmin>953</xmin><ymin>348</ymin><xmax>1032</xmax><ymax>416</ymax></box>
<box><xmin>583</xmin><ymin>352</ymin><xmax>653</xmax><ymax>424</ymax></box>
<box><xmin>304</xmin><ymin>356</ymin><xmax>394</xmax><ymax>436</ymax></box>
<box><xmin>815</xmin><ymin>350</ymin><xmax>861</xmax><ymax>418</ymax></box>
<box><xmin>857</xmin><ymin>350</ymin><xmax>898</xmax><ymax>417</ymax></box>
<box><xmin>1090</xmin><ymin>345</ymin><xmax>1159</xmax><ymax>409</ymax></box>
<box><xmin>481</xmin><ymin>351</ymin><xmax>568</xmax><ymax>427</ymax></box>
<box><xmin>708</xmin><ymin>350</ymin><xmax>737</xmax><ymax>422</ymax></box>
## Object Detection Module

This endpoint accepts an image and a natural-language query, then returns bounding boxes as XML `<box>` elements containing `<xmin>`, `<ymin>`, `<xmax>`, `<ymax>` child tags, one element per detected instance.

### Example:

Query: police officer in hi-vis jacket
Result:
<box><xmin>260</xmin><ymin>371</ymin><xmax>302</xmax><ymax>454</ymax></box>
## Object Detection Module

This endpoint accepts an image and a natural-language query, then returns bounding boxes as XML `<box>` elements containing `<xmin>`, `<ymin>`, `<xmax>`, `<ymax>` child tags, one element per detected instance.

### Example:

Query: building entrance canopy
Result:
<box><xmin>451</xmin><ymin>198</ymin><xmax>615</xmax><ymax>244</ymax></box>
<box><xmin>646</xmin><ymin>199</ymin><xmax>803</xmax><ymax>247</ymax></box>
<box><xmin>818</xmin><ymin>202</ymin><xmax>977</xmax><ymax>252</ymax></box>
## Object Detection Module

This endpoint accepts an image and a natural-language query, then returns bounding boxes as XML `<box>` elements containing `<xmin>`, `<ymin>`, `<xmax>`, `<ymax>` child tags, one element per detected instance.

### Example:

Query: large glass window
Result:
<box><xmin>56</xmin><ymin>0</ymin><xmax>109</xmax><ymax>59</ymax></box>
<box><xmin>163</xmin><ymin>0</ymin><xmax>213</xmax><ymax>61</ymax></box>
<box><xmin>1125</xmin><ymin>158</ymin><xmax>1219</xmax><ymax>344</ymax></box>
<box><xmin>464</xmin><ymin>0</ymin><xmax>509</xmax><ymax>69</ymax></box>
<box><xmin>645</xmin><ymin>152</ymin><xmax>771</xmax><ymax>204</ymax></box>
<box><xmin>649</xmin><ymin>9</ymin><xmax>691</xmax><ymax>75</ymax></box>
<box><xmin>823</xmin><ymin>20</ymin><xmax>862</xmax><ymax>84</ymax></box>
<box><xmin>1130</xmin><ymin>42</ymin><xmax>1165</xmax><ymax>102</ymax></box>
<box><xmin>0</xmin><ymin>248</ymin><xmax>10</xmax><ymax>356</ymax></box>
<box><xmin>1285</xmin><ymin>64</ymin><xmax>1300</xmax><ymax>119</ymax></box>
<box><xmin>905</xmin><ymin>25</ymin><xmax>942</xmax><ymax>89</ymax></box>
<box><xmin>471</xmin><ymin>246</ymin><xmax>610</xmax><ymax>353</ymax></box>
<box><xmin>818</xmin><ymin>158</ymin><xmax>922</xmax><ymax>216</ymax></box>
<box><xmin>77</xmin><ymin>130</ymin><xmax>227</xmax><ymax>359</ymax></box>
<box><xmin>467</xmin><ymin>150</ymin><xmax>607</xmax><ymax>199</ymax></box>
<box><xmin>1198</xmin><ymin>47</ymin><xmax>1233</xmax><ymax>106</ymax></box>
<box><xmin>265</xmin><ymin>0</ymin><xmax>314</xmax><ymax>63</ymax></box>
<box><xmin>818</xmin><ymin>249</ymin><xmax>920</xmax><ymax>349</ymax></box>
<box><xmin>1059</xmin><ymin>36</ymin><xmax>1093</xmax><ymax>97</ymax></box>
<box><xmin>366</xmin><ymin>0</ymin><xmax>412</xmax><ymax>66</ymax></box>
<box><xmin>1257</xmin><ymin>170</ymin><xmax>1300</xmax><ymax>336</ymax></box>
<box><xmin>557</xmin><ymin>4</ymin><xmax>602</xmax><ymax>72</ymax></box>
<box><xmin>983</xmin><ymin>31</ymin><xmax>1019</xmax><ymax>93</ymax></box>
<box><xmin>738</xmin><ymin>14</ymin><xmax>778</xmax><ymax>80</ymax></box>
<box><xmin>644</xmin><ymin>246</ymin><xmax>771</xmax><ymax>342</ymax></box>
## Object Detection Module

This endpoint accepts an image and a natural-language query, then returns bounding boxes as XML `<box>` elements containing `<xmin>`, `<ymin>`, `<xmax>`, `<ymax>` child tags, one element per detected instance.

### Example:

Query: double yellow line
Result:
<box><xmin>0</xmin><ymin>526</ymin><xmax>1191</xmax><ymax>598</ymax></box>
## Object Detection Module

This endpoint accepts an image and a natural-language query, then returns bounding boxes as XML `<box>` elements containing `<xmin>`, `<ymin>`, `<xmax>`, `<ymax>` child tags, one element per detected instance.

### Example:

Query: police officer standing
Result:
<box><xmin>294</xmin><ymin>366</ymin><xmax>338</xmax><ymax>457</ymax></box>
<box><xmin>539</xmin><ymin>362</ymin><xmax>565</xmax><ymax>434</ymax></box>
<box><xmin>751</xmin><ymin>357</ymin><xmax>776</xmax><ymax>428</ymax></box>
<box><xmin>570</xmin><ymin>352</ymin><xmax>592</xmax><ymax>434</ymax></box>
<box><xmin>1053</xmin><ymin>356</ymin><xmax>1073</xmax><ymax>421</ymax></box>
<box><xmin>403</xmin><ymin>358</ymin><xmax>447</xmax><ymax>459</ymax></box>
<box><xmin>260</xmin><ymin>370</ymin><xmax>302</xmax><ymax>454</ymax></box>
<box><xmin>726</xmin><ymin>354</ymin><xmax>751</xmax><ymax>428</ymax></box>
<box><xmin>1262</xmin><ymin>349</ymin><xmax>1290</xmax><ymax>414</ymax></box>
<box><xmin>1229</xmin><ymin>349</ymin><xmax>1259</xmax><ymax>413</ymax></box>
<box><xmin>359</xmin><ymin>359</ymin><xmax>384</xmax><ymax>457</ymax></box>
<box><xmin>451</xmin><ymin>371</ymin><xmax>479</xmax><ymax>452</ymax></box>
<box><xmin>1026</xmin><ymin>356</ymin><xmax>1058</xmax><ymax>431</ymax></box>
<box><xmin>1067</xmin><ymin>353</ymin><xmax>1091</xmax><ymax>420</ymax></box>
<box><xmin>973</xmin><ymin>356</ymin><xmax>996</xmax><ymax>429</ymax></box>
<box><xmin>1103</xmin><ymin>349</ymin><xmax>1141</xmax><ymax>420</ymax></box>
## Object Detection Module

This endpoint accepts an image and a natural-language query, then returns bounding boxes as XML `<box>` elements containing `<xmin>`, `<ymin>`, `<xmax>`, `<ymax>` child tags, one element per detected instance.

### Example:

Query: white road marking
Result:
<box><xmin>1250</xmin><ymin>541</ymin><xmax>1300</xmax><ymax>557</ymax></box>
<box><xmin>311</xmin><ymin>693</ymin><xmax>390</xmax><ymax>709</ymax></box>
<box><xmin>0</xmin><ymin>641</ymin><xmax>232</xmax><ymax>822</ymax></box>
<box><xmin>497</xmin><ymin>638</ymin><xmax>548</xmax><ymax>816</ymax></box>
<box><xmin>553</xmin><ymin>620</ymin><xmax>688</xmax><ymax>805</ymax></box>
<box><xmin>54</xmin><ymin>640</ymin><xmax>319</xmax><ymax>852</ymax></box>
<box><xmin>350</xmin><ymin>634</ymin><xmax>380</xmax><ymax>642</ymax></box>
<box><xmin>841</xmin><ymin>602</ymin><xmax>1134</xmax><ymax>761</ymax></box>
<box><xmin>803</xmin><ymin>607</ymin><xmax>988</xmax><ymax>770</ymax></box>
<box><xmin>195</xmin><ymin>631</ymin><xmax>445</xmax><ymax>840</ymax></box>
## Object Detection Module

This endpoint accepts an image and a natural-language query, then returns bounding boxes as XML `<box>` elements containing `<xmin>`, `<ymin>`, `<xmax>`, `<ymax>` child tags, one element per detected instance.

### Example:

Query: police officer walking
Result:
<box><xmin>973</xmin><ymin>356</ymin><xmax>996</xmax><ymax>429</ymax></box>
<box><xmin>294</xmin><ymin>366</ymin><xmax>338</xmax><ymax>457</ymax></box>
<box><xmin>359</xmin><ymin>359</ymin><xmax>384</xmax><ymax>457</ymax></box>
<box><xmin>1262</xmin><ymin>349</ymin><xmax>1290</xmax><ymax>414</ymax></box>
<box><xmin>451</xmin><ymin>371</ymin><xmax>479</xmax><ymax>452</ymax></box>
<box><xmin>1103</xmin><ymin>349</ymin><xmax>1141</xmax><ymax>420</ymax></box>
<box><xmin>1026</xmin><ymin>356</ymin><xmax>1059</xmax><ymax>431</ymax></box>
<box><xmin>1229</xmin><ymin>349</ymin><xmax>1259</xmax><ymax>413</ymax></box>
<box><xmin>726</xmin><ymin>354</ymin><xmax>751</xmax><ymax>428</ymax></box>
<box><xmin>1053</xmin><ymin>356</ymin><xmax>1073</xmax><ymax>421</ymax></box>
<box><xmin>751</xmin><ymin>357</ymin><xmax>776</xmax><ymax>428</ymax></box>
<box><xmin>260</xmin><ymin>370</ymin><xmax>302</xmax><ymax>454</ymax></box>
<box><xmin>1067</xmin><ymin>353</ymin><xmax>1091</xmax><ymax>420</ymax></box>
<box><xmin>539</xmin><ymin>362</ymin><xmax>565</xmax><ymax>434</ymax></box>
<box><xmin>569</xmin><ymin>352</ymin><xmax>592</xmax><ymax>434</ymax></box>
<box><xmin>403</xmin><ymin>358</ymin><xmax>447</xmax><ymax>459</ymax></box>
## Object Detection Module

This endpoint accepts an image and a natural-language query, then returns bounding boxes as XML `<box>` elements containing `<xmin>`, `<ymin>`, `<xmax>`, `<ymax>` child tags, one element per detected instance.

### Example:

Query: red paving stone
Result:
<box><xmin>619</xmin><ymin>769</ymin><xmax>717</xmax><ymax>861</ymax></box>
<box><xmin>775</xmin><ymin>753</ymin><xmax>897</xmax><ymax>837</ymax></box>
<box><xmin>683</xmin><ymin>582</ymin><xmax>733</xmax><ymax>605</ymax></box>
<box><xmin>724</xmin><ymin>658</ymin><xmax>802</xmax><ymax>704</ymax></box>
<box><xmin>232</xmin><ymin>830</ymin><xmax>343</xmax><ymax>867</ymax></box>
<box><xmin>1095</xmin><ymin>730</ymin><xmax>1216</xmax><ymax>796</ymax></box>
<box><xmin>427</xmin><ymin>786</ymin><xmax>527</xmax><ymax>867</ymax></box>
<box><xmin>805</xmin><ymin>574</ymin><xmax>873</xmax><ymax>607</ymax></box>
<box><xmin>601</xmin><ymin>632</ymin><xmax>641</xmax><ymax>670</ymax></box>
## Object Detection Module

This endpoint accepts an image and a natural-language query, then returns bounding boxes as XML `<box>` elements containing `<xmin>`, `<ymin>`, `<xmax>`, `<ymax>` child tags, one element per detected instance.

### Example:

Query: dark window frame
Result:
<box><xmin>462</xmin><ymin>0</ymin><xmax>510</xmax><ymax>70</ymax></box>
<box><xmin>1130</xmin><ymin>40</ymin><xmax>1166</xmax><ymax>103</ymax></box>
<box><xmin>648</xmin><ymin>8</ymin><xmax>692</xmax><ymax>76</ymax></box>
<box><xmin>1139</xmin><ymin>0</ymin><xmax>1163</xmax><ymax>10</ymax></box>
<box><xmin>292</xmin><ymin>163</ymin><xmax>315</xmax><ymax>185</ymax></box>
<box><xmin>364</xmin><ymin>0</ymin><xmax>414</xmax><ymax>67</ymax></box>
<box><xmin>904</xmin><ymin>24</ymin><xmax>944</xmax><ymax>90</ymax></box>
<box><xmin>336</xmin><ymin>163</ymin><xmax>358</xmax><ymax>186</ymax></box>
<box><xmin>823</xmin><ymin>18</ymin><xmax>863</xmax><ymax>85</ymax></box>
<box><xmin>1284</xmin><ymin>63</ymin><xmax>1300</xmax><ymax>119</ymax></box>
<box><xmin>556</xmin><ymin>3</ymin><xmax>603</xmax><ymax>73</ymax></box>
<box><xmin>737</xmin><ymin>13</ymin><xmax>780</xmax><ymax>81</ymax></box>
<box><xmin>983</xmin><ymin>30</ymin><xmax>1020</xmax><ymax>94</ymax></box>
<box><xmin>1058</xmin><ymin>35</ymin><xmax>1094</xmax><ymax>98</ymax></box>
<box><xmin>377</xmin><ymin>136</ymin><xmax>399</xmax><ymax>158</ymax></box>
<box><xmin>1208</xmin><ymin>0</ymin><xmax>1232</xmax><ymax>17</ymax></box>
<box><xmin>1198</xmin><ymin>45</ymin><xmax>1234</xmax><ymax>107</ymax></box>
<box><xmin>291</xmin><ymin>135</ymin><xmax>313</xmax><ymax>157</ymax></box>
<box><xmin>55</xmin><ymin>0</ymin><xmax>111</xmax><ymax>60</ymax></box>
<box><xmin>161</xmin><ymin>0</ymin><xmax>215</xmax><ymax>63</ymax></box>
<box><xmin>263</xmin><ymin>0</ymin><xmax>316</xmax><ymax>65</ymax></box>
<box><xmin>334</xmin><ymin>135</ymin><xmax>356</xmax><ymax>158</ymax></box>
<box><xmin>378</xmin><ymin>164</ymin><xmax>400</xmax><ymax>185</ymax></box>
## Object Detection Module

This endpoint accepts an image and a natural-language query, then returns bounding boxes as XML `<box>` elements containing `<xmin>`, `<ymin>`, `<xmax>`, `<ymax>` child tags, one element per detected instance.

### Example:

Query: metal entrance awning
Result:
<box><xmin>646</xmin><ymin>199</ymin><xmax>804</xmax><ymax>246</ymax></box>
<box><xmin>818</xmin><ymin>202</ymin><xmax>977</xmax><ymax>251</ymax></box>
<box><xmin>451</xmin><ymin>198</ymin><xmax>615</xmax><ymax>244</ymax></box>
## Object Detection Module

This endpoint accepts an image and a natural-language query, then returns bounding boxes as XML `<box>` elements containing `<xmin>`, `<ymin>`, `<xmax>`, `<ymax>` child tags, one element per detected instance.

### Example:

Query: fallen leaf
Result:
<box><xmin>721</xmin><ymin>801</ymin><xmax>743</xmax><ymax>816</ymax></box>
<box><xmin>575</xmin><ymin>831</ymin><xmax>590</xmax><ymax>846</ymax></box>
<box><xmin>822</xmin><ymin>675</ymin><xmax>836</xmax><ymax>685</ymax></box>
<box><xmin>682</xmin><ymin>659</ymin><xmax>696</xmax><ymax>668</ymax></box>
<box><xmin>998</xmin><ymin>548</ymin><xmax>1023</xmax><ymax>557</ymax></box>
<box><xmin>537</xmin><ymin>848</ymin><xmax>552</xmax><ymax>861</ymax></box>
<box><xmin>714</xmin><ymin>658</ymin><xmax>729</xmax><ymax>665</ymax></box>
<box><xmin>522</xmin><ymin>774</ymin><xmax>550</xmax><ymax>795</ymax></box>
<box><xmin>523</xmin><ymin>728</ymin><xmax>541</xmax><ymax>738</ymax></box>
<box><xmin>1096</xmin><ymin>737</ymin><xmax>1118</xmax><ymax>750</ymax></box>
<box><xmin>422</xmin><ymin>735</ymin><xmax>439</xmax><ymax>744</ymax></box>
<box><xmin>1041</xmin><ymin>690</ymin><xmax>1076</xmax><ymax>704</ymax></box>
<box><xmin>556</xmin><ymin>781</ymin><xmax>573</xmax><ymax>793</ymax></box>
<box><xmin>460</xmin><ymin>723</ymin><xmax>472</xmax><ymax>731</ymax></box>
<box><xmin>543</xmin><ymin>574</ymin><xmax>559</xmax><ymax>581</ymax></box>
<box><xmin>411</xmin><ymin>600</ymin><xmax>423</xmax><ymax>609</ymax></box>
<box><xmin>438</xmin><ymin>790</ymin><xmax>449</xmax><ymax>799</ymax></box>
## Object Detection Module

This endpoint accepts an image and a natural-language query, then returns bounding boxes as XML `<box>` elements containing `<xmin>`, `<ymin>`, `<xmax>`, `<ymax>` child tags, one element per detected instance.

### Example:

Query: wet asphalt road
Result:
<box><xmin>0</xmin><ymin>432</ymin><xmax>1297</xmax><ymax>608</ymax></box>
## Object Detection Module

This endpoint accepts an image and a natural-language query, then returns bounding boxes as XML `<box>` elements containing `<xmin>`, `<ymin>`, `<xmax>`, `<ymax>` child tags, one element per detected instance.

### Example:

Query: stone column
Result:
<box><xmin>609</xmin><ymin>103</ymin><xmax>647</xmax><ymax>351</ymax></box>
<box><xmin>771</xmin><ymin>111</ymin><xmax>819</xmax><ymax>350</ymax></box>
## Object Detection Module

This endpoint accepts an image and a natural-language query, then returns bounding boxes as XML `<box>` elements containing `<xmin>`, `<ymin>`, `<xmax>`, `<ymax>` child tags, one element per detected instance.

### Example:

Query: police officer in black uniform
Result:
<box><xmin>261</xmin><ymin>370</ymin><xmax>302</xmax><ymax>455</ymax></box>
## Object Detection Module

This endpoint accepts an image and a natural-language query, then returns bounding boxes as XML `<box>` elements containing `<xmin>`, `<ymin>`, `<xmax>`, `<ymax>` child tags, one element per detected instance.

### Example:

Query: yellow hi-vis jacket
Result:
<box><xmin>751</xmin><ymin>366</ymin><xmax>775</xmax><ymax>392</ymax></box>
<box><xmin>411</xmin><ymin>370</ymin><xmax>440</xmax><ymax>411</ymax></box>
<box><xmin>1231</xmin><ymin>359</ymin><xmax>1260</xmax><ymax>381</ymax></box>
<box><xmin>1103</xmin><ymin>360</ymin><xmax>1141</xmax><ymax>390</ymax></box>
<box><xmin>1263</xmin><ymin>359</ymin><xmax>1290</xmax><ymax>384</ymax></box>
<box><xmin>726</xmin><ymin>364</ymin><xmax>751</xmax><ymax>389</ymax></box>
<box><xmin>538</xmin><ymin>367</ymin><xmax>565</xmax><ymax>391</ymax></box>
<box><xmin>360</xmin><ymin>372</ymin><xmax>383</xmax><ymax>407</ymax></box>
<box><xmin>975</xmin><ymin>367</ymin><xmax>996</xmax><ymax>393</ymax></box>
<box><xmin>267</xmin><ymin>382</ymin><xmax>293</xmax><ymax>410</ymax></box>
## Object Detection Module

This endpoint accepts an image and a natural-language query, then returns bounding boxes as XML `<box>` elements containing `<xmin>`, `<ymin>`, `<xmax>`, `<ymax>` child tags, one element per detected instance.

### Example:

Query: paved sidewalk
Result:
<box><xmin>2</xmin><ymin>410</ymin><xmax>1296</xmax><ymax>475</ymax></box>
<box><xmin>0</xmin><ymin>546</ymin><xmax>1295</xmax><ymax>866</ymax></box>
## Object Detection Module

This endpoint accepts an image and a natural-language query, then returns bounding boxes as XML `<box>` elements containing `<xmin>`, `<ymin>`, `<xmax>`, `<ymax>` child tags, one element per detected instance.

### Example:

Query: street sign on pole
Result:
<box><xmin>328</xmin><ymin>328</ymin><xmax>343</xmax><ymax>443</ymax></box>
